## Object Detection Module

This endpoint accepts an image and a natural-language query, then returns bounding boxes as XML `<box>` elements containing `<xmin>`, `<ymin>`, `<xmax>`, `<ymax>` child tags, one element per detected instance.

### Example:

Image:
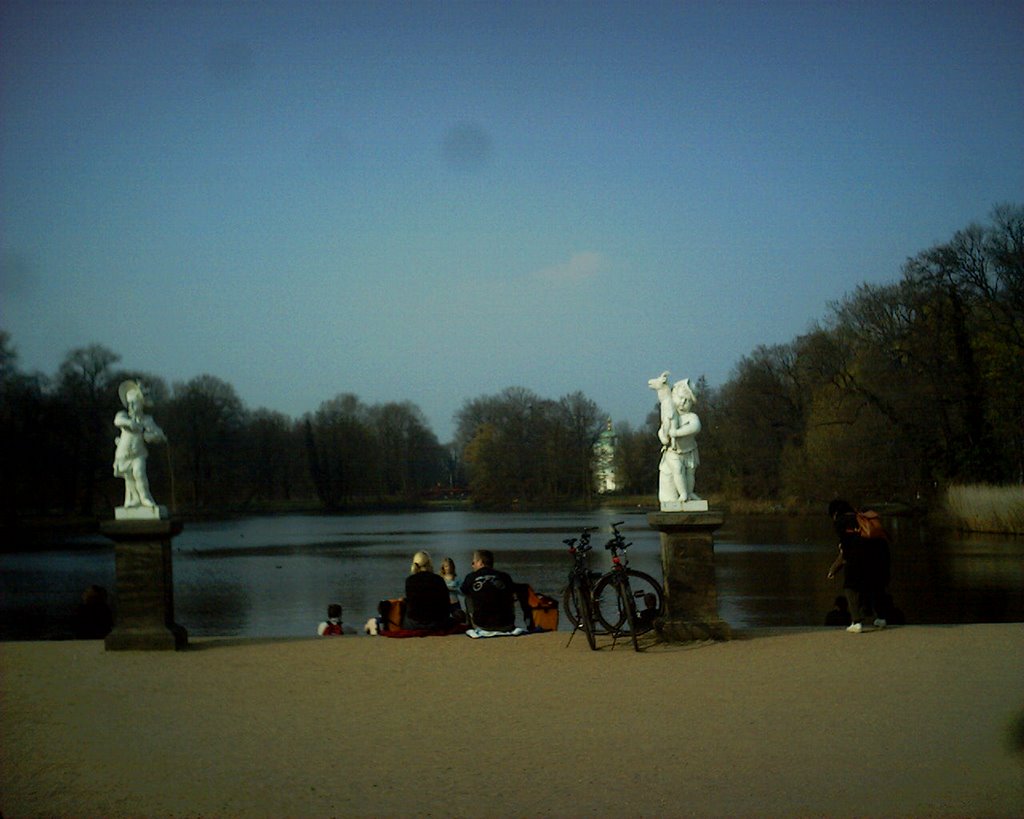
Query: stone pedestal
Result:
<box><xmin>114</xmin><ymin>504</ymin><xmax>169</xmax><ymax>521</ymax></box>
<box><xmin>648</xmin><ymin>510</ymin><xmax>731</xmax><ymax>641</ymax></box>
<box><xmin>100</xmin><ymin>518</ymin><xmax>188</xmax><ymax>651</ymax></box>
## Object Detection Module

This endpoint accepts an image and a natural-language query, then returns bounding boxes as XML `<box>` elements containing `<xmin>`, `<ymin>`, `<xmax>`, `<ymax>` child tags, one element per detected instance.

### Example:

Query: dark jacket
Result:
<box><xmin>834</xmin><ymin>512</ymin><xmax>870</xmax><ymax>592</ymax></box>
<box><xmin>403</xmin><ymin>571</ymin><xmax>452</xmax><ymax>630</ymax></box>
<box><xmin>460</xmin><ymin>567</ymin><xmax>527</xmax><ymax>632</ymax></box>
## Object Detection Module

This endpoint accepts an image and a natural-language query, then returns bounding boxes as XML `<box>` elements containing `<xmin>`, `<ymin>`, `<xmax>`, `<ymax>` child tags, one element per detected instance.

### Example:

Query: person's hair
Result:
<box><xmin>440</xmin><ymin>557</ymin><xmax>456</xmax><ymax>577</ymax></box>
<box><xmin>473</xmin><ymin>549</ymin><xmax>495</xmax><ymax>568</ymax></box>
<box><xmin>327</xmin><ymin>603</ymin><xmax>342</xmax><ymax>619</ymax></box>
<box><xmin>410</xmin><ymin>550</ymin><xmax>434</xmax><ymax>574</ymax></box>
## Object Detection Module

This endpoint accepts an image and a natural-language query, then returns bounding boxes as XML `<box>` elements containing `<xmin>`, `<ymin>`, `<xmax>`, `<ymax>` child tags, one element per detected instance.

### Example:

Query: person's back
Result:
<box><xmin>460</xmin><ymin>550</ymin><xmax>521</xmax><ymax>632</ymax></box>
<box><xmin>403</xmin><ymin>550</ymin><xmax>452</xmax><ymax>630</ymax></box>
<box><xmin>318</xmin><ymin>603</ymin><xmax>356</xmax><ymax>636</ymax></box>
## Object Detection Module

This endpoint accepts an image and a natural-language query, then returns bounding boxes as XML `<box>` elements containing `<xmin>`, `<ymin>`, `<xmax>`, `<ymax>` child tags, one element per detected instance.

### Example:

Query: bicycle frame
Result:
<box><xmin>603</xmin><ymin>521</ymin><xmax>642</xmax><ymax>651</ymax></box>
<box><xmin>564</xmin><ymin>528</ymin><xmax>598</xmax><ymax>650</ymax></box>
<box><xmin>565</xmin><ymin>521</ymin><xmax>664</xmax><ymax>652</ymax></box>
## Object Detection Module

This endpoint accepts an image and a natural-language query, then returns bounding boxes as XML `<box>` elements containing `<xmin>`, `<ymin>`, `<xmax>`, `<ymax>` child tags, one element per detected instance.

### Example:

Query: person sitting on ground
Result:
<box><xmin>402</xmin><ymin>551</ymin><xmax>455</xmax><ymax>631</ymax></box>
<box><xmin>824</xmin><ymin>595</ymin><xmax>853</xmax><ymax>627</ymax></box>
<box><xmin>318</xmin><ymin>603</ymin><xmax>357</xmax><ymax>635</ymax></box>
<box><xmin>440</xmin><ymin>556</ymin><xmax>466</xmax><ymax>621</ymax></box>
<box><xmin>74</xmin><ymin>584</ymin><xmax>113</xmax><ymax>639</ymax></box>
<box><xmin>636</xmin><ymin>592</ymin><xmax>660</xmax><ymax>630</ymax></box>
<box><xmin>459</xmin><ymin>549</ymin><xmax>531</xmax><ymax>633</ymax></box>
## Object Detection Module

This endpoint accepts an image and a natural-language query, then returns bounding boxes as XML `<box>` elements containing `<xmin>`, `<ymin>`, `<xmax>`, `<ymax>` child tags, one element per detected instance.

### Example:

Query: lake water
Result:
<box><xmin>2</xmin><ymin>510</ymin><xmax>1021</xmax><ymax>640</ymax></box>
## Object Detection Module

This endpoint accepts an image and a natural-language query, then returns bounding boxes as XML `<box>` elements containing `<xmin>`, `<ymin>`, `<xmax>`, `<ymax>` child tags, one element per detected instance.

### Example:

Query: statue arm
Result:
<box><xmin>143</xmin><ymin>417</ymin><xmax>166</xmax><ymax>443</ymax></box>
<box><xmin>670</xmin><ymin>412</ymin><xmax>701</xmax><ymax>438</ymax></box>
<box><xmin>114</xmin><ymin>410</ymin><xmax>138</xmax><ymax>432</ymax></box>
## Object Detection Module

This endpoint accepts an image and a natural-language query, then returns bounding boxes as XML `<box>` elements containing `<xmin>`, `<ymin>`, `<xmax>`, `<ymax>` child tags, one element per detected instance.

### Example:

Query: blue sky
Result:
<box><xmin>2</xmin><ymin>0</ymin><xmax>1021</xmax><ymax>442</ymax></box>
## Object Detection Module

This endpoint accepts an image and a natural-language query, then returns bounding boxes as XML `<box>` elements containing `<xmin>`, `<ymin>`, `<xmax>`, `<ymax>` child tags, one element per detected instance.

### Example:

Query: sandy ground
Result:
<box><xmin>1</xmin><ymin>624</ymin><xmax>1022</xmax><ymax>818</ymax></box>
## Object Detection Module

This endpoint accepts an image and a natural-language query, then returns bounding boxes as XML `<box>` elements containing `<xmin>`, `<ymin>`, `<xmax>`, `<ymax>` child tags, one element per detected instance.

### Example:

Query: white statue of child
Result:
<box><xmin>650</xmin><ymin>373</ymin><xmax>707</xmax><ymax>511</ymax></box>
<box><xmin>113</xmin><ymin>379</ymin><xmax>167</xmax><ymax>515</ymax></box>
<box><xmin>662</xmin><ymin>378</ymin><xmax>701</xmax><ymax>503</ymax></box>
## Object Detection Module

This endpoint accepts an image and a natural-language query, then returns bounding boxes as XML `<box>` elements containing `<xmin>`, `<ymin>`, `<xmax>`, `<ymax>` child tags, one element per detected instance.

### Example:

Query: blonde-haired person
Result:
<box><xmin>402</xmin><ymin>550</ymin><xmax>454</xmax><ymax>631</ymax></box>
<box><xmin>440</xmin><ymin>556</ymin><xmax>464</xmax><ymax>616</ymax></box>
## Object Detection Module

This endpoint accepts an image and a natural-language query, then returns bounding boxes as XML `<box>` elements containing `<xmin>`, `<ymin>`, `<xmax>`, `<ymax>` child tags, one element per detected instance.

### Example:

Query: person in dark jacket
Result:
<box><xmin>402</xmin><ymin>551</ymin><xmax>454</xmax><ymax>631</ymax></box>
<box><xmin>460</xmin><ymin>549</ymin><xmax>530</xmax><ymax>632</ymax></box>
<box><xmin>827</xmin><ymin>500</ymin><xmax>872</xmax><ymax>632</ymax></box>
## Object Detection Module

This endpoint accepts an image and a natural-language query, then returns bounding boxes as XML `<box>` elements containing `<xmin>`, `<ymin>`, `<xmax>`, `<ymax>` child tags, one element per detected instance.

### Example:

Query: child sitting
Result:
<box><xmin>317</xmin><ymin>603</ymin><xmax>356</xmax><ymax>635</ymax></box>
<box><xmin>440</xmin><ymin>557</ymin><xmax>464</xmax><ymax>619</ymax></box>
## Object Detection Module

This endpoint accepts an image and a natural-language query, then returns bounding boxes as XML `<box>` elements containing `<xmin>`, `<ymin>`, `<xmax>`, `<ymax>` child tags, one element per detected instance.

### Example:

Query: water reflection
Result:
<box><xmin>1</xmin><ymin>511</ymin><xmax>1021</xmax><ymax>639</ymax></box>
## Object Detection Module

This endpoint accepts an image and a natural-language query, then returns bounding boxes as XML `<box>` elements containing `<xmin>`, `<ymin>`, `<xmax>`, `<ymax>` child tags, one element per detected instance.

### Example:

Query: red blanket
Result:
<box><xmin>379</xmin><ymin>623</ymin><xmax>469</xmax><ymax>639</ymax></box>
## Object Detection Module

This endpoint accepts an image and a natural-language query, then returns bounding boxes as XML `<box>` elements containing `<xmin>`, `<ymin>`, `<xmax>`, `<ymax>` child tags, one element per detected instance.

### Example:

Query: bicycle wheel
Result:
<box><xmin>618</xmin><ymin>580</ymin><xmax>640</xmax><ymax>652</ymax></box>
<box><xmin>570</xmin><ymin>580</ymin><xmax>598</xmax><ymax>651</ymax></box>
<box><xmin>563</xmin><ymin>574</ymin><xmax>608</xmax><ymax>634</ymax></box>
<box><xmin>592</xmin><ymin>569</ymin><xmax>664</xmax><ymax>636</ymax></box>
<box><xmin>562</xmin><ymin>580</ymin><xmax>581</xmax><ymax>628</ymax></box>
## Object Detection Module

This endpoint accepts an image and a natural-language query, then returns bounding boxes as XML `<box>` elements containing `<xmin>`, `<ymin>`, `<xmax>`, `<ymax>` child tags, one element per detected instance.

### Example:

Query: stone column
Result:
<box><xmin>648</xmin><ymin>510</ymin><xmax>731</xmax><ymax>641</ymax></box>
<box><xmin>100</xmin><ymin>518</ymin><xmax>188</xmax><ymax>651</ymax></box>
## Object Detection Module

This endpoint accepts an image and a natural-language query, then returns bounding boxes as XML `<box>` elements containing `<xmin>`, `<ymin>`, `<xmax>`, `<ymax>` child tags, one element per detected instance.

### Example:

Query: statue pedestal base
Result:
<box><xmin>659</xmin><ymin>499</ymin><xmax>709</xmax><ymax>512</ymax></box>
<box><xmin>114</xmin><ymin>505</ymin><xmax>169</xmax><ymax>521</ymax></box>
<box><xmin>648</xmin><ymin>510</ymin><xmax>731</xmax><ymax>642</ymax></box>
<box><xmin>100</xmin><ymin>519</ymin><xmax>188</xmax><ymax>651</ymax></box>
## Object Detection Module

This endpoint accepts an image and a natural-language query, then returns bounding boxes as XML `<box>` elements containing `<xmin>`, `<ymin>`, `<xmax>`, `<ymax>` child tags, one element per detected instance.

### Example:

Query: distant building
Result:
<box><xmin>593</xmin><ymin>418</ymin><xmax>617</xmax><ymax>493</ymax></box>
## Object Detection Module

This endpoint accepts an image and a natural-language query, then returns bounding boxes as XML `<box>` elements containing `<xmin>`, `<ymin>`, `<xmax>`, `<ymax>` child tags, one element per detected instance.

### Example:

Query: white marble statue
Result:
<box><xmin>113</xmin><ymin>379</ymin><xmax>168</xmax><ymax>519</ymax></box>
<box><xmin>648</xmin><ymin>371</ymin><xmax>708</xmax><ymax>512</ymax></box>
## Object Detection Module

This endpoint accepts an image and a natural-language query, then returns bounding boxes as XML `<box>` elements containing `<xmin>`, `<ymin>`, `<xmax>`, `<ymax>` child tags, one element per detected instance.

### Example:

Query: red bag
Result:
<box><xmin>856</xmin><ymin>509</ymin><xmax>888</xmax><ymax>541</ymax></box>
<box><xmin>526</xmin><ymin>586</ymin><xmax>559</xmax><ymax>632</ymax></box>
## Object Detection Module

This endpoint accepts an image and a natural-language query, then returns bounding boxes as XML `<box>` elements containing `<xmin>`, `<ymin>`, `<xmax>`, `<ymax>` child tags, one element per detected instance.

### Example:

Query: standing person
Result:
<box><xmin>460</xmin><ymin>550</ymin><xmax>530</xmax><ymax>633</ymax></box>
<box><xmin>826</xmin><ymin>500</ymin><xmax>871</xmax><ymax>633</ymax></box>
<box><xmin>866</xmin><ymin>534</ymin><xmax>891</xmax><ymax>628</ymax></box>
<box><xmin>402</xmin><ymin>551</ymin><xmax>453</xmax><ymax>631</ymax></box>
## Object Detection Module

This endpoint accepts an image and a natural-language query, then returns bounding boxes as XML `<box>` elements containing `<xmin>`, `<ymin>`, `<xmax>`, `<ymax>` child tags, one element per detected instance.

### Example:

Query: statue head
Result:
<box><xmin>118</xmin><ymin>379</ymin><xmax>147</xmax><ymax>409</ymax></box>
<box><xmin>647</xmin><ymin>371</ymin><xmax>671</xmax><ymax>393</ymax></box>
<box><xmin>672</xmin><ymin>378</ymin><xmax>696</xmax><ymax>410</ymax></box>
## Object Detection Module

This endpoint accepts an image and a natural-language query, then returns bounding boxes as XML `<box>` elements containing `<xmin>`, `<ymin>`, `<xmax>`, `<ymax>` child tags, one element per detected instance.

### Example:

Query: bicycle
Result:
<box><xmin>562</xmin><ymin>527</ymin><xmax>599</xmax><ymax>650</ymax></box>
<box><xmin>563</xmin><ymin>522</ymin><xmax>665</xmax><ymax>651</ymax></box>
<box><xmin>591</xmin><ymin>521</ymin><xmax>664</xmax><ymax>651</ymax></box>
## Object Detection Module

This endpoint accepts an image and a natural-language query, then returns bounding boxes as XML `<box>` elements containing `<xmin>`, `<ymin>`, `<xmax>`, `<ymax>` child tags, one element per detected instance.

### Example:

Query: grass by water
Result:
<box><xmin>944</xmin><ymin>484</ymin><xmax>1024</xmax><ymax>534</ymax></box>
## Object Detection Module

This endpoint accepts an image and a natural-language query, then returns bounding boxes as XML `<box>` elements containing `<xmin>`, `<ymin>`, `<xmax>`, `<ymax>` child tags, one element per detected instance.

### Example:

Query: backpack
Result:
<box><xmin>526</xmin><ymin>586</ymin><xmax>559</xmax><ymax>632</ymax></box>
<box><xmin>855</xmin><ymin>509</ymin><xmax>888</xmax><ymax>541</ymax></box>
<box><xmin>377</xmin><ymin>598</ymin><xmax>406</xmax><ymax>632</ymax></box>
<box><xmin>321</xmin><ymin>621</ymin><xmax>344</xmax><ymax>636</ymax></box>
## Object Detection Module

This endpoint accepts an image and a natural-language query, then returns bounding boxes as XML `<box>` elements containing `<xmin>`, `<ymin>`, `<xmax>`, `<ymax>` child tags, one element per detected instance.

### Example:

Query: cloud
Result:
<box><xmin>532</xmin><ymin>251</ymin><xmax>606</xmax><ymax>283</ymax></box>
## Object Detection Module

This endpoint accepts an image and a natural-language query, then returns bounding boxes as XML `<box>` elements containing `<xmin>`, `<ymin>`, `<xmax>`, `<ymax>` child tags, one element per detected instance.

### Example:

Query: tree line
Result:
<box><xmin>0</xmin><ymin>336</ymin><xmax>612</xmax><ymax>518</ymax></box>
<box><xmin>690</xmin><ymin>203</ymin><xmax>1022</xmax><ymax>506</ymax></box>
<box><xmin>2</xmin><ymin>204</ymin><xmax>1020</xmax><ymax>523</ymax></box>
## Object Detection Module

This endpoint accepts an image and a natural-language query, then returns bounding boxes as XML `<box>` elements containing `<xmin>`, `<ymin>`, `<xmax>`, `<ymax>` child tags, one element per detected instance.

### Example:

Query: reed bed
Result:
<box><xmin>944</xmin><ymin>484</ymin><xmax>1024</xmax><ymax>534</ymax></box>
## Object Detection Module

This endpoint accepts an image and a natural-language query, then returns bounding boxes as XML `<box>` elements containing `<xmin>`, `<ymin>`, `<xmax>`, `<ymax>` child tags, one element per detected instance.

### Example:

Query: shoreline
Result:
<box><xmin>2</xmin><ymin>624</ymin><xmax>1022</xmax><ymax>817</ymax></box>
